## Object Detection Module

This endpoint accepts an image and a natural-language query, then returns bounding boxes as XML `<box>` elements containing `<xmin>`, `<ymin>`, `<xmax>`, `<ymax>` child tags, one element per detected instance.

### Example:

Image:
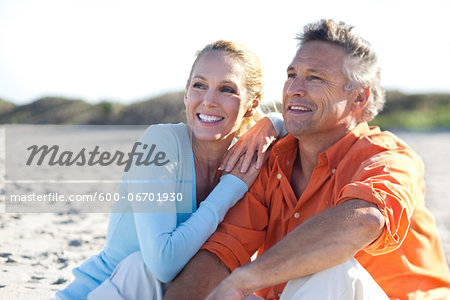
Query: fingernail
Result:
<box><xmin>218</xmin><ymin>165</ymin><xmax>223</xmax><ymax>170</ymax></box>
<box><xmin>225</xmin><ymin>166</ymin><xmax>231</xmax><ymax>172</ymax></box>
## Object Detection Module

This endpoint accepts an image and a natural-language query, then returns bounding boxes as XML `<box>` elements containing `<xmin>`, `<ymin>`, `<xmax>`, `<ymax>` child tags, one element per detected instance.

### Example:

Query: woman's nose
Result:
<box><xmin>202</xmin><ymin>89</ymin><xmax>217</xmax><ymax>107</ymax></box>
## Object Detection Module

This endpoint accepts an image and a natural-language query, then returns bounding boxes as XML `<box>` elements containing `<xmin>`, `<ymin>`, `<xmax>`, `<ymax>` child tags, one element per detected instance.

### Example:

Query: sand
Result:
<box><xmin>1</xmin><ymin>129</ymin><xmax>449</xmax><ymax>299</ymax></box>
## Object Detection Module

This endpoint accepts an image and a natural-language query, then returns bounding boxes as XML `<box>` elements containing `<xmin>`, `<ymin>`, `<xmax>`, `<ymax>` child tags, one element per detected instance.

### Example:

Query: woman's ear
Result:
<box><xmin>244</xmin><ymin>94</ymin><xmax>261</xmax><ymax>117</ymax></box>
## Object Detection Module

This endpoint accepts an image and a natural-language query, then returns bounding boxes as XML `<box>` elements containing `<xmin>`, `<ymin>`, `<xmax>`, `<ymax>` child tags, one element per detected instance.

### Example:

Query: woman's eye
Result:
<box><xmin>220</xmin><ymin>86</ymin><xmax>236</xmax><ymax>94</ymax></box>
<box><xmin>193</xmin><ymin>82</ymin><xmax>206</xmax><ymax>89</ymax></box>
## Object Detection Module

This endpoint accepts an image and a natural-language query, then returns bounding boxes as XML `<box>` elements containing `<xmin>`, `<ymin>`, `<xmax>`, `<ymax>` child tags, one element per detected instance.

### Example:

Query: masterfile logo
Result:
<box><xmin>25</xmin><ymin>142</ymin><xmax>170</xmax><ymax>172</ymax></box>
<box><xmin>4</xmin><ymin>125</ymin><xmax>193</xmax><ymax>214</ymax></box>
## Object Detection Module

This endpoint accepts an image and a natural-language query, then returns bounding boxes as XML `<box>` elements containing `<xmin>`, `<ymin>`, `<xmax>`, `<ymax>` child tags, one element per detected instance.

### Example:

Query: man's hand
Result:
<box><xmin>206</xmin><ymin>284</ymin><xmax>245</xmax><ymax>300</ymax></box>
<box><xmin>205</xmin><ymin>269</ymin><xmax>246</xmax><ymax>300</ymax></box>
<box><xmin>205</xmin><ymin>266</ymin><xmax>260</xmax><ymax>300</ymax></box>
<box><xmin>204</xmin><ymin>200</ymin><xmax>385</xmax><ymax>299</ymax></box>
<box><xmin>220</xmin><ymin>117</ymin><xmax>276</xmax><ymax>173</ymax></box>
<box><xmin>163</xmin><ymin>250</ymin><xmax>230</xmax><ymax>300</ymax></box>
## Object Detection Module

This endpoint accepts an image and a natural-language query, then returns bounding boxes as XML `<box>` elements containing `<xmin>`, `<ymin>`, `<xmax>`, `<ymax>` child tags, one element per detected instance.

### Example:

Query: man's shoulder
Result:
<box><xmin>358</xmin><ymin>128</ymin><xmax>420</xmax><ymax>158</ymax></box>
<box><xmin>347</xmin><ymin>128</ymin><xmax>421</xmax><ymax>166</ymax></box>
<box><xmin>363</xmin><ymin>127</ymin><xmax>408</xmax><ymax>149</ymax></box>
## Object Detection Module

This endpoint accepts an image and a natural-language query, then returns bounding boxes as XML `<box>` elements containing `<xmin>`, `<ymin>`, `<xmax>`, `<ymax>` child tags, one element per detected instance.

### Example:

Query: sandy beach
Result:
<box><xmin>1</xmin><ymin>128</ymin><xmax>449</xmax><ymax>299</ymax></box>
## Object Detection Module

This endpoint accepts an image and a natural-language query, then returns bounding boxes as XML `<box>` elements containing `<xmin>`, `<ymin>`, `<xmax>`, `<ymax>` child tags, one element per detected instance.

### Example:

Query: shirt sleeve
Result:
<box><xmin>201</xmin><ymin>162</ymin><xmax>270</xmax><ymax>272</ymax></box>
<box><xmin>336</xmin><ymin>146</ymin><xmax>425</xmax><ymax>255</ymax></box>
<box><xmin>265</xmin><ymin>112</ymin><xmax>287</xmax><ymax>138</ymax></box>
<box><xmin>128</xmin><ymin>125</ymin><xmax>249</xmax><ymax>283</ymax></box>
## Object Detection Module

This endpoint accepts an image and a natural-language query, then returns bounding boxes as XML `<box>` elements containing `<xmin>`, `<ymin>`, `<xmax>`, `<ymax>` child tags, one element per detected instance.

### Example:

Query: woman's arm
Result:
<box><xmin>130</xmin><ymin>124</ymin><xmax>250</xmax><ymax>283</ymax></box>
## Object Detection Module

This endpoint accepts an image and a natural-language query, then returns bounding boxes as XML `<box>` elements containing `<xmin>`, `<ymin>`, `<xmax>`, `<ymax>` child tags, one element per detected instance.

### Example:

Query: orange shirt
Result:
<box><xmin>203</xmin><ymin>123</ymin><xmax>450</xmax><ymax>300</ymax></box>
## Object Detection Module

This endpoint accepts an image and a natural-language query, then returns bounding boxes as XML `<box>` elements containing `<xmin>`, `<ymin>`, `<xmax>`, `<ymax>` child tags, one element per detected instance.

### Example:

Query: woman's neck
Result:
<box><xmin>192</xmin><ymin>135</ymin><xmax>232</xmax><ymax>178</ymax></box>
<box><xmin>191</xmin><ymin>133</ymin><xmax>234</xmax><ymax>205</ymax></box>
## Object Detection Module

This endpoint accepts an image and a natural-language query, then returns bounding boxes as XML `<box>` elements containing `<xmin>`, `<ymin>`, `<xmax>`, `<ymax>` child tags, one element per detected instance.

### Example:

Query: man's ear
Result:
<box><xmin>352</xmin><ymin>87</ymin><xmax>370</xmax><ymax>111</ymax></box>
<box><xmin>244</xmin><ymin>94</ymin><xmax>261</xmax><ymax>117</ymax></box>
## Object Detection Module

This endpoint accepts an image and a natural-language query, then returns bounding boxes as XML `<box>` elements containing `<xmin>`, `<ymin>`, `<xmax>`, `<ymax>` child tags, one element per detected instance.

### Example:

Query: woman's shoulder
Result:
<box><xmin>124</xmin><ymin>122</ymin><xmax>192</xmax><ymax>180</ymax></box>
<box><xmin>138</xmin><ymin>123</ymin><xmax>192</xmax><ymax>164</ymax></box>
<box><xmin>140</xmin><ymin>123</ymin><xmax>188</xmax><ymax>143</ymax></box>
<box><xmin>143</xmin><ymin>122</ymin><xmax>186</xmax><ymax>135</ymax></box>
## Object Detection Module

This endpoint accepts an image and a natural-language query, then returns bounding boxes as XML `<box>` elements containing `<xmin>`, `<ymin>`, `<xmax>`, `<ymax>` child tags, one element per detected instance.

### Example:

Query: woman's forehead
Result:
<box><xmin>192</xmin><ymin>51</ymin><xmax>245</xmax><ymax>83</ymax></box>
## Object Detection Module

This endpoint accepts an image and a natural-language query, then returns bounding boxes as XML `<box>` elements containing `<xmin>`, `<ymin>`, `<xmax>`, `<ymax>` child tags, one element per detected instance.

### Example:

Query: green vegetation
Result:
<box><xmin>0</xmin><ymin>92</ymin><xmax>185</xmax><ymax>125</ymax></box>
<box><xmin>0</xmin><ymin>99</ymin><xmax>16</xmax><ymax>115</ymax></box>
<box><xmin>0</xmin><ymin>91</ymin><xmax>449</xmax><ymax>130</ymax></box>
<box><xmin>369</xmin><ymin>91</ymin><xmax>450</xmax><ymax>130</ymax></box>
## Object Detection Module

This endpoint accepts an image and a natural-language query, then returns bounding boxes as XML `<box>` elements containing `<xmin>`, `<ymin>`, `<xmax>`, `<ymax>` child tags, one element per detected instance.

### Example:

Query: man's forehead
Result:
<box><xmin>289</xmin><ymin>41</ymin><xmax>346</xmax><ymax>69</ymax></box>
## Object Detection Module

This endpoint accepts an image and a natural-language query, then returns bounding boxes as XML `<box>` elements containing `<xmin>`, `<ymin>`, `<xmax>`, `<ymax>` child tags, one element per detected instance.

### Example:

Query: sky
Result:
<box><xmin>0</xmin><ymin>0</ymin><xmax>449</xmax><ymax>105</ymax></box>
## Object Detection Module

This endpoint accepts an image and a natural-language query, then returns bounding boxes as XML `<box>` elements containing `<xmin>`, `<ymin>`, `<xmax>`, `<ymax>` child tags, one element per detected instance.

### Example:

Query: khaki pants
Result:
<box><xmin>87</xmin><ymin>251</ymin><xmax>388</xmax><ymax>300</ymax></box>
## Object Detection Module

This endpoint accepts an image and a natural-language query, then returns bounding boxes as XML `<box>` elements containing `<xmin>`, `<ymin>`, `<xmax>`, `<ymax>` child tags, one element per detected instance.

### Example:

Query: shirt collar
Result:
<box><xmin>320</xmin><ymin>122</ymin><xmax>378</xmax><ymax>173</ymax></box>
<box><xmin>272</xmin><ymin>122</ymin><xmax>379</xmax><ymax>173</ymax></box>
<box><xmin>272</xmin><ymin>134</ymin><xmax>298</xmax><ymax>157</ymax></box>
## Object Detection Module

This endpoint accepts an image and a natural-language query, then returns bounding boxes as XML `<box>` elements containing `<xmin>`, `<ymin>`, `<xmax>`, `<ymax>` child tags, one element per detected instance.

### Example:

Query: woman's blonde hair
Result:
<box><xmin>186</xmin><ymin>40</ymin><xmax>263</xmax><ymax>136</ymax></box>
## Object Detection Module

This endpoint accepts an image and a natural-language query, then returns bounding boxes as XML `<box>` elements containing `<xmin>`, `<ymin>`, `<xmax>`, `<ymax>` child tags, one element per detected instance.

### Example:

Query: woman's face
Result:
<box><xmin>184</xmin><ymin>51</ymin><xmax>252</xmax><ymax>142</ymax></box>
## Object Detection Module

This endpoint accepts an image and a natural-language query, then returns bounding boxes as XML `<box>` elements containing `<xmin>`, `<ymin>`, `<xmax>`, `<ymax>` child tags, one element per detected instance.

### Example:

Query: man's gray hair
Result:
<box><xmin>297</xmin><ymin>19</ymin><xmax>385</xmax><ymax>122</ymax></box>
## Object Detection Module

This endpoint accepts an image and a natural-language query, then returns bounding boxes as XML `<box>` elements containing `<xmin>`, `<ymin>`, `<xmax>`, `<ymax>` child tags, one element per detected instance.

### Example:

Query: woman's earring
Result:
<box><xmin>244</xmin><ymin>107</ymin><xmax>254</xmax><ymax>117</ymax></box>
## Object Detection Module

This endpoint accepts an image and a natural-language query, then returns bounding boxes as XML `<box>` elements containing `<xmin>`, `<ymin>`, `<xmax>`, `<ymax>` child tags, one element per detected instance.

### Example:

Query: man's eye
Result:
<box><xmin>287</xmin><ymin>73</ymin><xmax>296</xmax><ymax>79</ymax></box>
<box><xmin>308</xmin><ymin>75</ymin><xmax>322</xmax><ymax>81</ymax></box>
<box><xmin>221</xmin><ymin>87</ymin><xmax>236</xmax><ymax>94</ymax></box>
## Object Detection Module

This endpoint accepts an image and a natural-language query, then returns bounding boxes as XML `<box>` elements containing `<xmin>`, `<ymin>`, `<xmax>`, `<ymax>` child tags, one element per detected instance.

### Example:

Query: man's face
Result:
<box><xmin>282</xmin><ymin>41</ymin><xmax>356</xmax><ymax>140</ymax></box>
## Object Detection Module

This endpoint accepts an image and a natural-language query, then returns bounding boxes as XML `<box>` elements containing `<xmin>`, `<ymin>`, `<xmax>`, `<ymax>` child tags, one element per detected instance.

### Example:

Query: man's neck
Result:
<box><xmin>294</xmin><ymin>125</ymin><xmax>354</xmax><ymax>187</ymax></box>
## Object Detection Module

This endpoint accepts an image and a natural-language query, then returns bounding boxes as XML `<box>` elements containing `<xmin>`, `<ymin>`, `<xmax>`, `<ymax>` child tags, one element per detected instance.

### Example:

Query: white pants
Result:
<box><xmin>279</xmin><ymin>258</ymin><xmax>388</xmax><ymax>300</ymax></box>
<box><xmin>87</xmin><ymin>251</ymin><xmax>388</xmax><ymax>300</ymax></box>
<box><xmin>87</xmin><ymin>251</ymin><xmax>169</xmax><ymax>300</ymax></box>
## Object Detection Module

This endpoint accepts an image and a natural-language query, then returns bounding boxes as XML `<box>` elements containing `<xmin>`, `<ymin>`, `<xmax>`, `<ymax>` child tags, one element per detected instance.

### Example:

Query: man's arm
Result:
<box><xmin>164</xmin><ymin>250</ymin><xmax>230</xmax><ymax>300</ymax></box>
<box><xmin>206</xmin><ymin>199</ymin><xmax>385</xmax><ymax>299</ymax></box>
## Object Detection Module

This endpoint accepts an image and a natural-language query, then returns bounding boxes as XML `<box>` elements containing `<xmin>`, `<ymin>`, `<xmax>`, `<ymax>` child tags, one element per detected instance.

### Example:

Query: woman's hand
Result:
<box><xmin>220</xmin><ymin>117</ymin><xmax>277</xmax><ymax>173</ymax></box>
<box><xmin>228</xmin><ymin>155</ymin><xmax>261</xmax><ymax>189</ymax></box>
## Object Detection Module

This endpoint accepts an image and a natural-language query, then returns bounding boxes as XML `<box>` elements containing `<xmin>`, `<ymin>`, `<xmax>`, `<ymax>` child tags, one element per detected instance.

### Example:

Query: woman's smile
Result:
<box><xmin>197</xmin><ymin>113</ymin><xmax>225</xmax><ymax>124</ymax></box>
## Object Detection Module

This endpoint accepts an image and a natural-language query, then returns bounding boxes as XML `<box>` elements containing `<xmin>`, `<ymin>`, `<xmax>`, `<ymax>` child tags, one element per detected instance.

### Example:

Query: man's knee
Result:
<box><xmin>280</xmin><ymin>258</ymin><xmax>388</xmax><ymax>300</ymax></box>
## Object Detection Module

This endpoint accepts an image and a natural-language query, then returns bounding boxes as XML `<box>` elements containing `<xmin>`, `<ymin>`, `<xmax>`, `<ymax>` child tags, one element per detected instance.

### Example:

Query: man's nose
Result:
<box><xmin>286</xmin><ymin>76</ymin><xmax>306</xmax><ymax>98</ymax></box>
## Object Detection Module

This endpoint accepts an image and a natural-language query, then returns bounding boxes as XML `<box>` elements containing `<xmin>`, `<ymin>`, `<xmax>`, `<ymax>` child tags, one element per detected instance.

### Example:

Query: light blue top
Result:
<box><xmin>56</xmin><ymin>114</ymin><xmax>285</xmax><ymax>300</ymax></box>
<box><xmin>56</xmin><ymin>123</ymin><xmax>248</xmax><ymax>300</ymax></box>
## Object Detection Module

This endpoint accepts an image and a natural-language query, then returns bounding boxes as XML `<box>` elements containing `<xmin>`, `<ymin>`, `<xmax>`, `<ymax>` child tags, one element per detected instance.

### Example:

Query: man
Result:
<box><xmin>165</xmin><ymin>19</ymin><xmax>450</xmax><ymax>299</ymax></box>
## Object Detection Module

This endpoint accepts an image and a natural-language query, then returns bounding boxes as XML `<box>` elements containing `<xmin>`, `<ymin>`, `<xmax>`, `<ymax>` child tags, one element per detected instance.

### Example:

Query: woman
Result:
<box><xmin>54</xmin><ymin>40</ymin><xmax>283</xmax><ymax>300</ymax></box>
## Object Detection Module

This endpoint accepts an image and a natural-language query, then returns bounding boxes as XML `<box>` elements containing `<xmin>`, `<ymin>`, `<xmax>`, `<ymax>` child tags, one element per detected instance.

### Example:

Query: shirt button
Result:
<box><xmin>286</xmin><ymin>160</ymin><xmax>290</xmax><ymax>166</ymax></box>
<box><xmin>331</xmin><ymin>168</ymin><xmax>336</xmax><ymax>174</ymax></box>
<box><xmin>277</xmin><ymin>173</ymin><xmax>282</xmax><ymax>180</ymax></box>
<box><xmin>278</xmin><ymin>293</ymin><xmax>282</xmax><ymax>297</ymax></box>
<box><xmin>294</xmin><ymin>212</ymin><xmax>300</xmax><ymax>219</ymax></box>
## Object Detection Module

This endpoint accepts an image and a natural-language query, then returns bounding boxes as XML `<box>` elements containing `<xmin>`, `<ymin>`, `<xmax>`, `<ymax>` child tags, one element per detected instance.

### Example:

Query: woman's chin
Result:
<box><xmin>192</xmin><ymin>130</ymin><xmax>235</xmax><ymax>144</ymax></box>
<box><xmin>194</xmin><ymin>133</ymin><xmax>224</xmax><ymax>142</ymax></box>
